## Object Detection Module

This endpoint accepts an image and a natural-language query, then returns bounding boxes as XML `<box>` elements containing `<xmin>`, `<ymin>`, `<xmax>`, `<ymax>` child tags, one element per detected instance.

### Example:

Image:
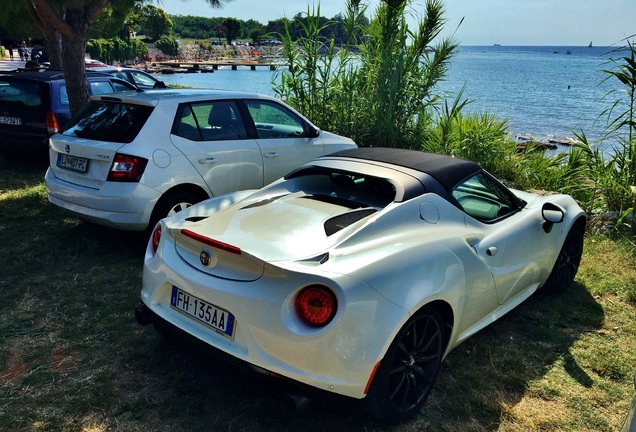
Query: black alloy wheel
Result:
<box><xmin>366</xmin><ymin>306</ymin><xmax>444</xmax><ymax>423</ymax></box>
<box><xmin>542</xmin><ymin>226</ymin><xmax>584</xmax><ymax>293</ymax></box>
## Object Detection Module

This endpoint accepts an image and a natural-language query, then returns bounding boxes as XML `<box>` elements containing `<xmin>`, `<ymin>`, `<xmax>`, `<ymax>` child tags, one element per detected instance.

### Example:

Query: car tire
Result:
<box><xmin>365</xmin><ymin>306</ymin><xmax>444</xmax><ymax>423</ymax></box>
<box><xmin>149</xmin><ymin>190</ymin><xmax>205</xmax><ymax>230</ymax></box>
<box><xmin>542</xmin><ymin>225</ymin><xmax>584</xmax><ymax>294</ymax></box>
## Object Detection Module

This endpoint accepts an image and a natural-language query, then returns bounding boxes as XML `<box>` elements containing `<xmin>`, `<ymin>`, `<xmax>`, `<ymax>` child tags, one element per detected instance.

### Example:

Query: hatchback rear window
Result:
<box><xmin>63</xmin><ymin>100</ymin><xmax>153</xmax><ymax>143</ymax></box>
<box><xmin>0</xmin><ymin>79</ymin><xmax>45</xmax><ymax>108</ymax></box>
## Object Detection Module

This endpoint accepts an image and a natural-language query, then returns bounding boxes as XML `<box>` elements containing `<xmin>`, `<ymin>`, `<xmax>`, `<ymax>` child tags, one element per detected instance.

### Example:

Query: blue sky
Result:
<box><xmin>159</xmin><ymin>0</ymin><xmax>635</xmax><ymax>46</ymax></box>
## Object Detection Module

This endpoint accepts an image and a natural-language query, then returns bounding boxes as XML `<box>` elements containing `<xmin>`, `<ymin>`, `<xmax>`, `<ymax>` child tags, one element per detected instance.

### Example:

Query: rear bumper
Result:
<box><xmin>45</xmin><ymin>167</ymin><xmax>160</xmax><ymax>231</ymax></box>
<box><xmin>135</xmin><ymin>302</ymin><xmax>358</xmax><ymax>409</ymax></box>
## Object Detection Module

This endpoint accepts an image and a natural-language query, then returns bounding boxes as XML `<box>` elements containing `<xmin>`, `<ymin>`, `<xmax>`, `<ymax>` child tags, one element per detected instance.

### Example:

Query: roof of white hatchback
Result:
<box><xmin>91</xmin><ymin>88</ymin><xmax>276</xmax><ymax>105</ymax></box>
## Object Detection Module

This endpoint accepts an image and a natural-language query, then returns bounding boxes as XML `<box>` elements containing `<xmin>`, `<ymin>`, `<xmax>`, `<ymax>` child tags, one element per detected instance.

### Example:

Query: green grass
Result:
<box><xmin>1</xmin><ymin>155</ymin><xmax>635</xmax><ymax>431</ymax></box>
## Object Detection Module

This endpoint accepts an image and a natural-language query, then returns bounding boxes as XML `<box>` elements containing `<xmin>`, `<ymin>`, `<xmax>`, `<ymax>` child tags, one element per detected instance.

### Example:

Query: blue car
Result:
<box><xmin>0</xmin><ymin>69</ymin><xmax>137</xmax><ymax>157</ymax></box>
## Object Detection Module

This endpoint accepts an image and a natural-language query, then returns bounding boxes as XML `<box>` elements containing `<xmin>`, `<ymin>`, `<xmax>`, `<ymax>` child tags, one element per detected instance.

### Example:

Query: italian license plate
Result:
<box><xmin>57</xmin><ymin>153</ymin><xmax>88</xmax><ymax>173</ymax></box>
<box><xmin>0</xmin><ymin>116</ymin><xmax>22</xmax><ymax>125</ymax></box>
<box><xmin>170</xmin><ymin>286</ymin><xmax>235</xmax><ymax>338</ymax></box>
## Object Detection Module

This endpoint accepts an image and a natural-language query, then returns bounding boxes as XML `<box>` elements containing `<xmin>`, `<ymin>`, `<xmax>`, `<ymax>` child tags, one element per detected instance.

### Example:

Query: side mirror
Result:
<box><xmin>308</xmin><ymin>127</ymin><xmax>321</xmax><ymax>138</ymax></box>
<box><xmin>542</xmin><ymin>202</ymin><xmax>566</xmax><ymax>233</ymax></box>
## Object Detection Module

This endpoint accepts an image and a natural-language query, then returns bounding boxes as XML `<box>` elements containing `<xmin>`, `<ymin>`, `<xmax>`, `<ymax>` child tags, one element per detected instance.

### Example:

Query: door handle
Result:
<box><xmin>198</xmin><ymin>157</ymin><xmax>217</xmax><ymax>164</ymax></box>
<box><xmin>263</xmin><ymin>152</ymin><xmax>279</xmax><ymax>158</ymax></box>
<box><xmin>486</xmin><ymin>246</ymin><xmax>498</xmax><ymax>256</ymax></box>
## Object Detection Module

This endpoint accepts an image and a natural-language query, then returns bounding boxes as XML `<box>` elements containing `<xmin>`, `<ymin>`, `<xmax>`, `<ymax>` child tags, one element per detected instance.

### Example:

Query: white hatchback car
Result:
<box><xmin>45</xmin><ymin>89</ymin><xmax>357</xmax><ymax>231</ymax></box>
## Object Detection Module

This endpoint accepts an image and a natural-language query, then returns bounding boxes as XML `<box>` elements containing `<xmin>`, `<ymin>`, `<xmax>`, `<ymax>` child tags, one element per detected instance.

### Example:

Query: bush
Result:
<box><xmin>274</xmin><ymin>0</ymin><xmax>457</xmax><ymax>149</ymax></box>
<box><xmin>155</xmin><ymin>37</ymin><xmax>178</xmax><ymax>57</ymax></box>
<box><xmin>87</xmin><ymin>37</ymin><xmax>148</xmax><ymax>64</ymax></box>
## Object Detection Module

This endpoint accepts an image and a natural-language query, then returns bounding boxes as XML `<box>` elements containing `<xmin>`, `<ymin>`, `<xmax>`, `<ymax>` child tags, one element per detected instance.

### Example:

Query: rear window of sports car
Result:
<box><xmin>288</xmin><ymin>169</ymin><xmax>397</xmax><ymax>209</ymax></box>
<box><xmin>62</xmin><ymin>100</ymin><xmax>153</xmax><ymax>143</ymax></box>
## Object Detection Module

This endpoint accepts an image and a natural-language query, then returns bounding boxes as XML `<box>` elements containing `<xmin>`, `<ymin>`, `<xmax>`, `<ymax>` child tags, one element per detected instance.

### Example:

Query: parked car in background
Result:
<box><xmin>0</xmin><ymin>69</ymin><xmax>138</xmax><ymax>156</ymax></box>
<box><xmin>84</xmin><ymin>58</ymin><xmax>109</xmax><ymax>68</ymax></box>
<box><xmin>45</xmin><ymin>89</ymin><xmax>357</xmax><ymax>231</ymax></box>
<box><xmin>96</xmin><ymin>66</ymin><xmax>170</xmax><ymax>89</ymax></box>
<box><xmin>135</xmin><ymin>147</ymin><xmax>586</xmax><ymax>423</ymax></box>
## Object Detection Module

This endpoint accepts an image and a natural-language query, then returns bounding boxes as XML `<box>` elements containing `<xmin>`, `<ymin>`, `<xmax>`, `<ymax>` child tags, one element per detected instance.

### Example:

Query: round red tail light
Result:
<box><xmin>295</xmin><ymin>285</ymin><xmax>337</xmax><ymax>327</ymax></box>
<box><xmin>151</xmin><ymin>226</ymin><xmax>161</xmax><ymax>255</ymax></box>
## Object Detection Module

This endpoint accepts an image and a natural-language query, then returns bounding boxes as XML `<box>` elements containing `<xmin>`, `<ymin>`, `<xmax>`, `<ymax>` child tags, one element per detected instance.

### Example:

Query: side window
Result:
<box><xmin>112</xmin><ymin>71</ymin><xmax>128</xmax><ymax>81</ymax></box>
<box><xmin>245</xmin><ymin>100</ymin><xmax>305</xmax><ymax>138</ymax></box>
<box><xmin>111</xmin><ymin>81</ymin><xmax>135</xmax><ymax>92</ymax></box>
<box><xmin>192</xmin><ymin>100</ymin><xmax>246</xmax><ymax>141</ymax></box>
<box><xmin>90</xmin><ymin>81</ymin><xmax>117</xmax><ymax>95</ymax></box>
<box><xmin>59</xmin><ymin>85</ymin><xmax>69</xmax><ymax>106</ymax></box>
<box><xmin>450</xmin><ymin>172</ymin><xmax>519</xmax><ymax>222</ymax></box>
<box><xmin>172</xmin><ymin>104</ymin><xmax>201</xmax><ymax>141</ymax></box>
<box><xmin>130</xmin><ymin>71</ymin><xmax>157</xmax><ymax>87</ymax></box>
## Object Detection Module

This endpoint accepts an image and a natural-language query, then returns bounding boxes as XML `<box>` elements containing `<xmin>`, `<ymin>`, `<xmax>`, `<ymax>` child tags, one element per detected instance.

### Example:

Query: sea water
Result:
<box><xmin>445</xmin><ymin>45</ymin><xmax>621</xmax><ymax>146</ymax></box>
<box><xmin>157</xmin><ymin>45</ymin><xmax>624</xmax><ymax>147</ymax></box>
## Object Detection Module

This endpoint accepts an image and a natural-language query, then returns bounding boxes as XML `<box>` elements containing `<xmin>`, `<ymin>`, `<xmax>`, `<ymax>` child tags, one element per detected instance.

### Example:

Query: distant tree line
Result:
<box><xmin>169</xmin><ymin>12</ymin><xmax>369</xmax><ymax>45</ymax></box>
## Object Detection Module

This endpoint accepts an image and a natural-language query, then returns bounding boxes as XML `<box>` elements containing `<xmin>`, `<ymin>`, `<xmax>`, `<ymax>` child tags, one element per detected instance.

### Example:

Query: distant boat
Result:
<box><xmin>588</xmin><ymin>41</ymin><xmax>593</xmax><ymax>48</ymax></box>
<box><xmin>564</xmin><ymin>50</ymin><xmax>572</xmax><ymax>55</ymax></box>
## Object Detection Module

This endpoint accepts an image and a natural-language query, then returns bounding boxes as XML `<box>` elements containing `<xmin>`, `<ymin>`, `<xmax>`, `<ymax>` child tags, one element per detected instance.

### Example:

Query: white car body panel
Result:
<box><xmin>138</xmin><ymin>148</ymin><xmax>586</xmax><ymax>404</ymax></box>
<box><xmin>169</xmin><ymin>134</ymin><xmax>264</xmax><ymax>196</ymax></box>
<box><xmin>45</xmin><ymin>89</ymin><xmax>356</xmax><ymax>231</ymax></box>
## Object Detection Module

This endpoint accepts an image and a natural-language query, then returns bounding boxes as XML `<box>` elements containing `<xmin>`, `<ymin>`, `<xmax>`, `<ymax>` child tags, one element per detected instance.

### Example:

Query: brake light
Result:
<box><xmin>181</xmin><ymin>229</ymin><xmax>242</xmax><ymax>255</ymax></box>
<box><xmin>46</xmin><ymin>111</ymin><xmax>60</xmax><ymax>134</ymax></box>
<box><xmin>151</xmin><ymin>226</ymin><xmax>161</xmax><ymax>255</ymax></box>
<box><xmin>295</xmin><ymin>285</ymin><xmax>337</xmax><ymax>327</ymax></box>
<box><xmin>107</xmin><ymin>153</ymin><xmax>148</xmax><ymax>182</ymax></box>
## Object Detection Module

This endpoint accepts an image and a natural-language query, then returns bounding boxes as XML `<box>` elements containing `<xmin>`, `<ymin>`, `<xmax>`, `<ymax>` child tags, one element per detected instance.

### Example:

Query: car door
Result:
<box><xmin>453</xmin><ymin>172</ymin><xmax>558</xmax><ymax>305</ymax></box>
<box><xmin>169</xmin><ymin>101</ymin><xmax>264</xmax><ymax>197</ymax></box>
<box><xmin>243</xmin><ymin>99</ymin><xmax>326</xmax><ymax>184</ymax></box>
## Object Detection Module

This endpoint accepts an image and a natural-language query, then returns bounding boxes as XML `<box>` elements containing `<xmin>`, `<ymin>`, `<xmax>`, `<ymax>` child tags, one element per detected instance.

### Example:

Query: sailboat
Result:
<box><xmin>588</xmin><ymin>41</ymin><xmax>593</xmax><ymax>48</ymax></box>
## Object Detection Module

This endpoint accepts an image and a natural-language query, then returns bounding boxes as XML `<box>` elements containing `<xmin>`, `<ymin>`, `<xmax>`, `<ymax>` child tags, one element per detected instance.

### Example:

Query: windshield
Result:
<box><xmin>63</xmin><ymin>100</ymin><xmax>153</xmax><ymax>143</ymax></box>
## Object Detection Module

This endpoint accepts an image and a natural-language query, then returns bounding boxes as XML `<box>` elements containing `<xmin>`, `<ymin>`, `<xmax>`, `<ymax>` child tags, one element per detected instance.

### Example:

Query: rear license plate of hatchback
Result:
<box><xmin>0</xmin><ymin>116</ymin><xmax>22</xmax><ymax>125</ymax></box>
<box><xmin>170</xmin><ymin>286</ymin><xmax>235</xmax><ymax>338</ymax></box>
<box><xmin>57</xmin><ymin>153</ymin><xmax>88</xmax><ymax>173</ymax></box>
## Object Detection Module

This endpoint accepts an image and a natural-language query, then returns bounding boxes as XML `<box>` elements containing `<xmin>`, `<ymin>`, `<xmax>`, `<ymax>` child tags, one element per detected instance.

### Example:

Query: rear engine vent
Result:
<box><xmin>185</xmin><ymin>216</ymin><xmax>208</xmax><ymax>222</ymax></box>
<box><xmin>324</xmin><ymin>208</ymin><xmax>377</xmax><ymax>236</ymax></box>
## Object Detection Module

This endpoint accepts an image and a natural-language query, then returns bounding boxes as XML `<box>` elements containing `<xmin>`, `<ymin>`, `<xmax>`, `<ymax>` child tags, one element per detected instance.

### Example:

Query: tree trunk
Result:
<box><xmin>27</xmin><ymin>0</ymin><xmax>108</xmax><ymax>115</ymax></box>
<box><xmin>44</xmin><ymin>29</ymin><xmax>63</xmax><ymax>69</ymax></box>
<box><xmin>62</xmin><ymin>32</ymin><xmax>89</xmax><ymax>115</ymax></box>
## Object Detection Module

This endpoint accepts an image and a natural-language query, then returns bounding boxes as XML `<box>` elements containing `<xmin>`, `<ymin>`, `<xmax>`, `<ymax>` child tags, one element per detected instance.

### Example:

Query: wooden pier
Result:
<box><xmin>153</xmin><ymin>59</ymin><xmax>287</xmax><ymax>73</ymax></box>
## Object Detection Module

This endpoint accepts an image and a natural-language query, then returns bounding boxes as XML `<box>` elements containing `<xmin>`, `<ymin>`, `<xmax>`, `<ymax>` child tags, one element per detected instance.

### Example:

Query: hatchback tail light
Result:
<box><xmin>107</xmin><ymin>153</ymin><xmax>148</xmax><ymax>182</ymax></box>
<box><xmin>295</xmin><ymin>285</ymin><xmax>337</xmax><ymax>327</ymax></box>
<box><xmin>46</xmin><ymin>111</ymin><xmax>60</xmax><ymax>134</ymax></box>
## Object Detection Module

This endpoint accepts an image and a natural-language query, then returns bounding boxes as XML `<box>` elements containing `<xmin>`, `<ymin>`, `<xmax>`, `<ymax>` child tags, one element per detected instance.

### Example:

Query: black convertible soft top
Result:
<box><xmin>328</xmin><ymin>147</ymin><xmax>482</xmax><ymax>192</ymax></box>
